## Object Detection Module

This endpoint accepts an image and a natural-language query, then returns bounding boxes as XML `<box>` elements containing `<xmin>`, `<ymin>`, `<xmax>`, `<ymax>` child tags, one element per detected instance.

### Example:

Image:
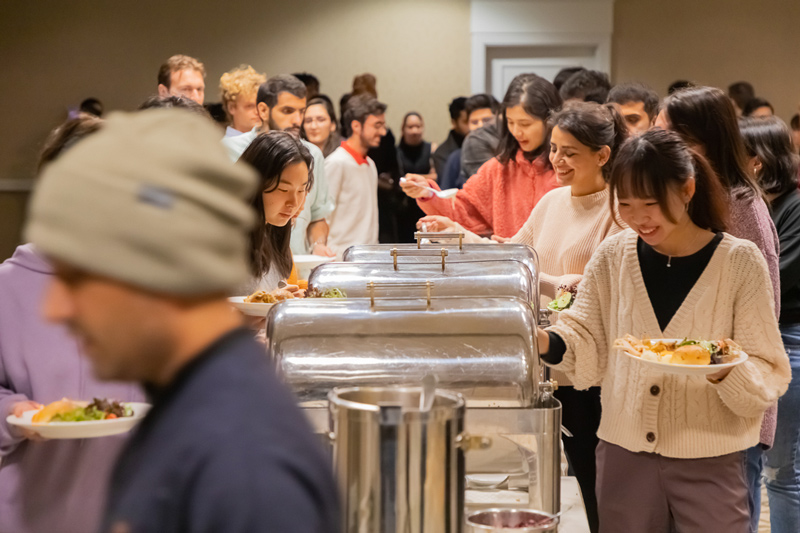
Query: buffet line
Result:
<box><xmin>262</xmin><ymin>234</ymin><xmax>564</xmax><ymax>532</ymax></box>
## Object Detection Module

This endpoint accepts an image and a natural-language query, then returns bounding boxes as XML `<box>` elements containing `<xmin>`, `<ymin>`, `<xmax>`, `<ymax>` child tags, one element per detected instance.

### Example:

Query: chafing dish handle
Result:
<box><xmin>367</xmin><ymin>280</ymin><xmax>434</xmax><ymax>310</ymax></box>
<box><xmin>414</xmin><ymin>231</ymin><xmax>464</xmax><ymax>250</ymax></box>
<box><xmin>390</xmin><ymin>248</ymin><xmax>449</xmax><ymax>270</ymax></box>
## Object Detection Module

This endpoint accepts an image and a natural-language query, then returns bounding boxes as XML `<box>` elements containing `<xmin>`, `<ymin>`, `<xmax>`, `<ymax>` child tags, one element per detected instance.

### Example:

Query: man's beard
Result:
<box><xmin>360</xmin><ymin>132</ymin><xmax>376</xmax><ymax>149</ymax></box>
<box><xmin>269</xmin><ymin>114</ymin><xmax>300</xmax><ymax>136</ymax></box>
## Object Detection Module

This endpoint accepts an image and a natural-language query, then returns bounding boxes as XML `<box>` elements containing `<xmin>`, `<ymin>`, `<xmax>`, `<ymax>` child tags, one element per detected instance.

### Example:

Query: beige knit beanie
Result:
<box><xmin>25</xmin><ymin>109</ymin><xmax>258</xmax><ymax>295</ymax></box>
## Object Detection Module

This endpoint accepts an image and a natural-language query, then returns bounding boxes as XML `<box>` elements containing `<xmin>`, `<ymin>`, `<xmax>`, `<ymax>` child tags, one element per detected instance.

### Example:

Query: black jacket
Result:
<box><xmin>771</xmin><ymin>189</ymin><xmax>800</xmax><ymax>324</ymax></box>
<box><xmin>101</xmin><ymin>328</ymin><xmax>340</xmax><ymax>533</ymax></box>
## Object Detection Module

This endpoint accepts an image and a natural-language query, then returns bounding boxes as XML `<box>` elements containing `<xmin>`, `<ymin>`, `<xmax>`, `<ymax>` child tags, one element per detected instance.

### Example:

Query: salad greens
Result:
<box><xmin>547</xmin><ymin>285</ymin><xmax>578</xmax><ymax>312</ymax></box>
<box><xmin>305</xmin><ymin>287</ymin><xmax>347</xmax><ymax>299</ymax></box>
<box><xmin>51</xmin><ymin>399</ymin><xmax>132</xmax><ymax>422</ymax></box>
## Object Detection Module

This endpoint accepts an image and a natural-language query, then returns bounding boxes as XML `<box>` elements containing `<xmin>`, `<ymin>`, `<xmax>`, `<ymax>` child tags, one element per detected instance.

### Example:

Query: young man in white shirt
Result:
<box><xmin>325</xmin><ymin>94</ymin><xmax>386</xmax><ymax>258</ymax></box>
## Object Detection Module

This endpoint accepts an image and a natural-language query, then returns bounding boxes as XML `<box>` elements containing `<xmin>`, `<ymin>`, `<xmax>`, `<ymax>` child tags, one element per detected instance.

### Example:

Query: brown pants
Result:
<box><xmin>595</xmin><ymin>440</ymin><xmax>750</xmax><ymax>533</ymax></box>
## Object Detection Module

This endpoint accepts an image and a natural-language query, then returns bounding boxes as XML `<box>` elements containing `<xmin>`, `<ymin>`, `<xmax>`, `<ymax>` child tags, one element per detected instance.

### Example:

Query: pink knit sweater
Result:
<box><xmin>417</xmin><ymin>152</ymin><xmax>557</xmax><ymax>237</ymax></box>
<box><xmin>728</xmin><ymin>193</ymin><xmax>782</xmax><ymax>448</ymax></box>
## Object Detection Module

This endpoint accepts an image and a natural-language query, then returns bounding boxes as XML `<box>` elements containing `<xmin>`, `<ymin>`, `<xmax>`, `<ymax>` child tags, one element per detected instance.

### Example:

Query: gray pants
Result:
<box><xmin>596</xmin><ymin>440</ymin><xmax>750</xmax><ymax>533</ymax></box>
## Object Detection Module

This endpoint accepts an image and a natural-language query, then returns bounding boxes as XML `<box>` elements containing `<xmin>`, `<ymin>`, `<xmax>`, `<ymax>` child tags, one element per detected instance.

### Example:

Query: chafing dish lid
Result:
<box><xmin>266</xmin><ymin>297</ymin><xmax>538</xmax><ymax>407</ymax></box>
<box><xmin>308</xmin><ymin>259</ymin><xmax>535</xmax><ymax>302</ymax></box>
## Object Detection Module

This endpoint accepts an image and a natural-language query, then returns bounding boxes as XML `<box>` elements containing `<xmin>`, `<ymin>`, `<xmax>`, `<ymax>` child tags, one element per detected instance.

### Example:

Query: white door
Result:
<box><xmin>490</xmin><ymin>51</ymin><xmax>599</xmax><ymax>101</ymax></box>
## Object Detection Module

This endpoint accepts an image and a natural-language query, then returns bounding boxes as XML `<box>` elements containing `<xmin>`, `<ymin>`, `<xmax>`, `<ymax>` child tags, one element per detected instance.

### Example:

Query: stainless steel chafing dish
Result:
<box><xmin>307</xmin><ymin>258</ymin><xmax>535</xmax><ymax>303</ymax></box>
<box><xmin>342</xmin><ymin>232</ymin><xmax>541</xmax><ymax>304</ymax></box>
<box><xmin>267</xmin><ymin>295</ymin><xmax>538</xmax><ymax>407</ymax></box>
<box><xmin>266</xmin><ymin>292</ymin><xmax>562</xmax><ymax>515</ymax></box>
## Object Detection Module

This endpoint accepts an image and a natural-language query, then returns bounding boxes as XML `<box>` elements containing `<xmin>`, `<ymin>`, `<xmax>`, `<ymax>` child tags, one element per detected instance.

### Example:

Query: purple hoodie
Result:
<box><xmin>0</xmin><ymin>244</ymin><xmax>144</xmax><ymax>533</ymax></box>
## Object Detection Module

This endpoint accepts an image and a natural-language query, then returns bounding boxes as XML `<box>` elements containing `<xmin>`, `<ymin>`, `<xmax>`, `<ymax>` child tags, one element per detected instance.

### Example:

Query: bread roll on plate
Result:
<box><xmin>671</xmin><ymin>345</ymin><xmax>711</xmax><ymax>365</ymax></box>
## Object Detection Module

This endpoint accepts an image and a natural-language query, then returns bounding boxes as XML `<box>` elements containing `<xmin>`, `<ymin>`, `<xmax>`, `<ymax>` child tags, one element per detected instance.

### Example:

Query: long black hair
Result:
<box><xmin>549</xmin><ymin>101</ymin><xmax>628</xmax><ymax>180</ymax></box>
<box><xmin>238</xmin><ymin>131</ymin><xmax>314</xmax><ymax>279</ymax></box>
<box><xmin>610</xmin><ymin>129</ymin><xmax>729</xmax><ymax>233</ymax></box>
<box><xmin>496</xmin><ymin>73</ymin><xmax>562</xmax><ymax>166</ymax></box>
<box><xmin>662</xmin><ymin>86</ymin><xmax>763</xmax><ymax>201</ymax></box>
<box><xmin>740</xmin><ymin>116</ymin><xmax>800</xmax><ymax>197</ymax></box>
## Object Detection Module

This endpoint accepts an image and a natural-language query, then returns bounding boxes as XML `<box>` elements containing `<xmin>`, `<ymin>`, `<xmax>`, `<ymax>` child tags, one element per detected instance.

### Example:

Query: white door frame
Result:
<box><xmin>491</xmin><ymin>55</ymin><xmax>601</xmax><ymax>99</ymax></box>
<box><xmin>470</xmin><ymin>0</ymin><xmax>615</xmax><ymax>94</ymax></box>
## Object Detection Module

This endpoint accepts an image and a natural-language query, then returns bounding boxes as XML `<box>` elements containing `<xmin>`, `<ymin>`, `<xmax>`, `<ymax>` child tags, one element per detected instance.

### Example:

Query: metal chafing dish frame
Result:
<box><xmin>267</xmin><ymin>288</ymin><xmax>562</xmax><ymax>515</ymax></box>
<box><xmin>301</xmin><ymin>390</ymin><xmax>562</xmax><ymax>516</ymax></box>
<box><xmin>342</xmin><ymin>232</ymin><xmax>541</xmax><ymax>306</ymax></box>
<box><xmin>308</xmin><ymin>257</ymin><xmax>536</xmax><ymax>304</ymax></box>
<box><xmin>267</xmin><ymin>294</ymin><xmax>540</xmax><ymax>408</ymax></box>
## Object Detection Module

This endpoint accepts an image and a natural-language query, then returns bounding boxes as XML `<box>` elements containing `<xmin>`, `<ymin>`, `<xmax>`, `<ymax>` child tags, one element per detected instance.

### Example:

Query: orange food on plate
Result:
<box><xmin>286</xmin><ymin>263</ymin><xmax>299</xmax><ymax>286</ymax></box>
<box><xmin>31</xmin><ymin>397</ymin><xmax>132</xmax><ymax>423</ymax></box>
<box><xmin>297</xmin><ymin>279</ymin><xmax>308</xmax><ymax>290</ymax></box>
<box><xmin>244</xmin><ymin>291</ymin><xmax>277</xmax><ymax>304</ymax></box>
<box><xmin>32</xmin><ymin>399</ymin><xmax>81</xmax><ymax>423</ymax></box>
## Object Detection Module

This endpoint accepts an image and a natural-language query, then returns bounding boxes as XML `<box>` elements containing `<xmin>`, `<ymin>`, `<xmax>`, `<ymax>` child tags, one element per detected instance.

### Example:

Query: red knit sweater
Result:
<box><xmin>417</xmin><ymin>151</ymin><xmax>557</xmax><ymax>237</ymax></box>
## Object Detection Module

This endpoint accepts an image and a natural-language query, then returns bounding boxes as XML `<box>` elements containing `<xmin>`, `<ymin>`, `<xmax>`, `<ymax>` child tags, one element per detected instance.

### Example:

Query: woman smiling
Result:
<box><xmin>401</xmin><ymin>73</ymin><xmax>561</xmax><ymax>238</ymax></box>
<box><xmin>420</xmin><ymin>101</ymin><xmax>628</xmax><ymax>533</ymax></box>
<box><xmin>538</xmin><ymin>128</ymin><xmax>790</xmax><ymax>532</ymax></box>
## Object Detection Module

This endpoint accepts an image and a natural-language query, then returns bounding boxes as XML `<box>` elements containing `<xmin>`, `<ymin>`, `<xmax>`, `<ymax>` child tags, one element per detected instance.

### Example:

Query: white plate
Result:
<box><xmin>228</xmin><ymin>296</ymin><xmax>275</xmax><ymax>317</ymax></box>
<box><xmin>7</xmin><ymin>402</ymin><xmax>151</xmax><ymax>439</ymax></box>
<box><xmin>618</xmin><ymin>338</ymin><xmax>749</xmax><ymax>376</ymax></box>
<box><xmin>293</xmin><ymin>254</ymin><xmax>335</xmax><ymax>279</ymax></box>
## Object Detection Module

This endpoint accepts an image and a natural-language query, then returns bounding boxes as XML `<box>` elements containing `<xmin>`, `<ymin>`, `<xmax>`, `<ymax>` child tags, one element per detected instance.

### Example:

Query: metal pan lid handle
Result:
<box><xmin>367</xmin><ymin>280</ymin><xmax>434</xmax><ymax>310</ymax></box>
<box><xmin>390</xmin><ymin>248</ymin><xmax>448</xmax><ymax>271</ymax></box>
<box><xmin>414</xmin><ymin>231</ymin><xmax>464</xmax><ymax>250</ymax></box>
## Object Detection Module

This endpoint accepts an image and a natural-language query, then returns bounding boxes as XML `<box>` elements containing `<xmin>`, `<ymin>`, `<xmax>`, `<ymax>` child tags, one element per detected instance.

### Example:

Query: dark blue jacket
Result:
<box><xmin>100</xmin><ymin>328</ymin><xmax>340</xmax><ymax>533</ymax></box>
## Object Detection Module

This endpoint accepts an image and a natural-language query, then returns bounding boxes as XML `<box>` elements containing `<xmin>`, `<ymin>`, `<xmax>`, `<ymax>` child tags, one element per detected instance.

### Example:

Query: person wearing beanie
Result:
<box><xmin>25</xmin><ymin>109</ymin><xmax>340</xmax><ymax>532</ymax></box>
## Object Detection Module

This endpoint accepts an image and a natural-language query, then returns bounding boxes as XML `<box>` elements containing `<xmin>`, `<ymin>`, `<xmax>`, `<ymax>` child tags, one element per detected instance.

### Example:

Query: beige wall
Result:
<box><xmin>613</xmin><ymin>0</ymin><xmax>800</xmax><ymax>119</ymax></box>
<box><xmin>2</xmin><ymin>0</ymin><xmax>800</xmax><ymax>261</ymax></box>
<box><xmin>0</xmin><ymin>0</ymin><xmax>472</xmax><ymax>260</ymax></box>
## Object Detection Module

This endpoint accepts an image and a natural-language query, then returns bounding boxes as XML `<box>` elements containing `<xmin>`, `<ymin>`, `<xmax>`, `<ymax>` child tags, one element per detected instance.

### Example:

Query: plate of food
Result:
<box><xmin>614</xmin><ymin>335</ymin><xmax>748</xmax><ymax>376</ymax></box>
<box><xmin>6</xmin><ymin>398</ymin><xmax>150</xmax><ymax>439</ymax></box>
<box><xmin>547</xmin><ymin>285</ymin><xmax>577</xmax><ymax>313</ymax></box>
<box><xmin>228</xmin><ymin>288</ymin><xmax>296</xmax><ymax>316</ymax></box>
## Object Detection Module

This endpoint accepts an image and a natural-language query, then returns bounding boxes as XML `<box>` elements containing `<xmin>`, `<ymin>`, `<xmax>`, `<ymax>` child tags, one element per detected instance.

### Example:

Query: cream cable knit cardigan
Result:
<box><xmin>549</xmin><ymin>229</ymin><xmax>791</xmax><ymax>459</ymax></box>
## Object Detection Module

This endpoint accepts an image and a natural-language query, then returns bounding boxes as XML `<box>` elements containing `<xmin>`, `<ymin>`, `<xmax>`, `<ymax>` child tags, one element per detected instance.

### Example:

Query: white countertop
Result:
<box><xmin>465</xmin><ymin>476</ymin><xmax>589</xmax><ymax>532</ymax></box>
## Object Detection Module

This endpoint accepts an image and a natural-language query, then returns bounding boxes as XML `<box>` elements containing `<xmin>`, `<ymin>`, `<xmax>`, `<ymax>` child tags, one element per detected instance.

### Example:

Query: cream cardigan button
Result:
<box><xmin>646</xmin><ymin>432</ymin><xmax>656</xmax><ymax>443</ymax></box>
<box><xmin>650</xmin><ymin>385</ymin><xmax>660</xmax><ymax>396</ymax></box>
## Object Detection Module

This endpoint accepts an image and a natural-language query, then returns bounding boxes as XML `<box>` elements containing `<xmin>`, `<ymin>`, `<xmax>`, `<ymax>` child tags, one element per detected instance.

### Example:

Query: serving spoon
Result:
<box><xmin>400</xmin><ymin>177</ymin><xmax>458</xmax><ymax>199</ymax></box>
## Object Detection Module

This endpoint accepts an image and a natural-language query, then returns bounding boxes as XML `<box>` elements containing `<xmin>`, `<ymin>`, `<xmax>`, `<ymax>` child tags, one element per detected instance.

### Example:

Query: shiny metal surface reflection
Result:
<box><xmin>308</xmin><ymin>260</ymin><xmax>535</xmax><ymax>303</ymax></box>
<box><xmin>342</xmin><ymin>243</ymin><xmax>540</xmax><ymax>307</ymax></box>
<box><xmin>267</xmin><ymin>297</ymin><xmax>539</xmax><ymax>407</ymax></box>
<box><xmin>329</xmin><ymin>386</ymin><xmax>465</xmax><ymax>533</ymax></box>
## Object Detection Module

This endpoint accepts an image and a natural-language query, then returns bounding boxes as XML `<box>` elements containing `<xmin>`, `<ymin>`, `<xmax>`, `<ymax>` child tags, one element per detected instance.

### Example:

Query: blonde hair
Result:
<box><xmin>219</xmin><ymin>65</ymin><xmax>267</xmax><ymax>116</ymax></box>
<box><xmin>157</xmin><ymin>54</ymin><xmax>206</xmax><ymax>87</ymax></box>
